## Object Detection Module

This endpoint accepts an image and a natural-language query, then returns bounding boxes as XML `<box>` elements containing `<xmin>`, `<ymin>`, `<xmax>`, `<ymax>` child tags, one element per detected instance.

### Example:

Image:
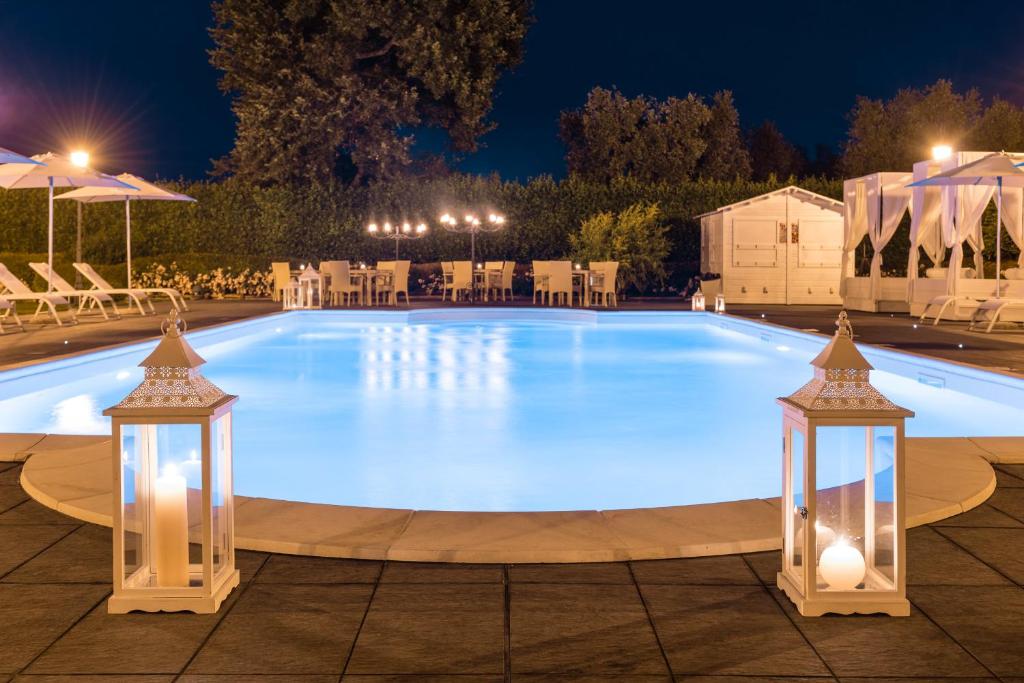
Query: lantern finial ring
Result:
<box><xmin>161</xmin><ymin>309</ymin><xmax>187</xmax><ymax>337</ymax></box>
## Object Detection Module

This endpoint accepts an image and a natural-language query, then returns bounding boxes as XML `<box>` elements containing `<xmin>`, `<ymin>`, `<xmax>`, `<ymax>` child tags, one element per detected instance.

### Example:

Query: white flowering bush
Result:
<box><xmin>134</xmin><ymin>262</ymin><xmax>274</xmax><ymax>299</ymax></box>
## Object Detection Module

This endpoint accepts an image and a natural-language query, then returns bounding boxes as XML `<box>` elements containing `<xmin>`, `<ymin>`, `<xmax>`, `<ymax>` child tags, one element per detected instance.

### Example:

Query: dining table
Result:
<box><xmin>472</xmin><ymin>267</ymin><xmax>504</xmax><ymax>302</ymax></box>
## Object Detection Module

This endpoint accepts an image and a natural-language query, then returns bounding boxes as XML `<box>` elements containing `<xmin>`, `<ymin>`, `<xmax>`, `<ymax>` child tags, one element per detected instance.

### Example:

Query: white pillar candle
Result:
<box><xmin>819</xmin><ymin>540</ymin><xmax>866</xmax><ymax>590</ymax></box>
<box><xmin>153</xmin><ymin>464</ymin><xmax>189</xmax><ymax>587</ymax></box>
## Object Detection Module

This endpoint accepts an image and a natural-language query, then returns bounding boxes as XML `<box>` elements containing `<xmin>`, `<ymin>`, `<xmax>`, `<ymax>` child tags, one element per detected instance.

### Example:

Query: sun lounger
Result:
<box><xmin>968</xmin><ymin>298</ymin><xmax>1024</xmax><ymax>332</ymax></box>
<box><xmin>74</xmin><ymin>262</ymin><xmax>187</xmax><ymax>313</ymax></box>
<box><xmin>918</xmin><ymin>294</ymin><xmax>982</xmax><ymax>325</ymax></box>
<box><xmin>0</xmin><ymin>263</ymin><xmax>77</xmax><ymax>326</ymax></box>
<box><xmin>0</xmin><ymin>296</ymin><xmax>23</xmax><ymax>333</ymax></box>
<box><xmin>28</xmin><ymin>262</ymin><xmax>121</xmax><ymax>320</ymax></box>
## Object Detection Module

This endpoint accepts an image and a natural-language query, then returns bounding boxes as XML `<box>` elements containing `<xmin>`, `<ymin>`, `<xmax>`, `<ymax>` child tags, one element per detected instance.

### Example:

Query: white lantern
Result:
<box><xmin>714</xmin><ymin>293</ymin><xmax>726</xmax><ymax>313</ymax></box>
<box><xmin>105</xmin><ymin>312</ymin><xmax>239</xmax><ymax>614</ymax></box>
<box><xmin>691</xmin><ymin>290</ymin><xmax>706</xmax><ymax>311</ymax></box>
<box><xmin>777</xmin><ymin>311</ymin><xmax>913</xmax><ymax>616</ymax></box>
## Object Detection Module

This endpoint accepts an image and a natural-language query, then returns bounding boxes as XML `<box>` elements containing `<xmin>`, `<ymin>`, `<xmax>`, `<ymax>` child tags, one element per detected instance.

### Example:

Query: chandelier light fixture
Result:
<box><xmin>439</xmin><ymin>211</ymin><xmax>505</xmax><ymax>264</ymax></box>
<box><xmin>367</xmin><ymin>220</ymin><xmax>429</xmax><ymax>259</ymax></box>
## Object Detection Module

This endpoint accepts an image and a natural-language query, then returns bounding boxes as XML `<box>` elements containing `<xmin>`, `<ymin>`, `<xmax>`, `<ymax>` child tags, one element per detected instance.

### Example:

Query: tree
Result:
<box><xmin>209</xmin><ymin>0</ymin><xmax>533</xmax><ymax>185</ymax></box>
<box><xmin>559</xmin><ymin>87</ymin><xmax>710</xmax><ymax>184</ymax></box>
<box><xmin>841</xmin><ymin>80</ymin><xmax>983</xmax><ymax>176</ymax></box>
<box><xmin>971</xmin><ymin>97</ymin><xmax>1024</xmax><ymax>152</ymax></box>
<box><xmin>569</xmin><ymin>202</ymin><xmax>670</xmax><ymax>294</ymax></box>
<box><xmin>747</xmin><ymin>121</ymin><xmax>805</xmax><ymax>180</ymax></box>
<box><xmin>698</xmin><ymin>91</ymin><xmax>751</xmax><ymax>180</ymax></box>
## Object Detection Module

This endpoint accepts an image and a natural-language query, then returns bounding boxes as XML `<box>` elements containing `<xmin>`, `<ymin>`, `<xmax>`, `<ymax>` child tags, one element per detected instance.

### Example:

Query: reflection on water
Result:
<box><xmin>1</xmin><ymin>317</ymin><xmax>1022</xmax><ymax>511</ymax></box>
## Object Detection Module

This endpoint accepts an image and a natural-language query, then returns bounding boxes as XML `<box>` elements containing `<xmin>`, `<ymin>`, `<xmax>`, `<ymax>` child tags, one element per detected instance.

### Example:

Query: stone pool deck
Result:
<box><xmin>1</xmin><ymin>458</ymin><xmax>1024</xmax><ymax>679</ymax></box>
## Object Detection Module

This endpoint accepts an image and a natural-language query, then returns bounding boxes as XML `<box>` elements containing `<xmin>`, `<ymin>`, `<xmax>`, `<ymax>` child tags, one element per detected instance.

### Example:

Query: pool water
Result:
<box><xmin>1</xmin><ymin>310</ymin><xmax>1021</xmax><ymax>511</ymax></box>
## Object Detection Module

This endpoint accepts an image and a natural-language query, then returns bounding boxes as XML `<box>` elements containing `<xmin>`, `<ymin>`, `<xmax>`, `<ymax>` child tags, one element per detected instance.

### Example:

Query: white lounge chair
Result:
<box><xmin>968</xmin><ymin>298</ymin><xmax>1024</xmax><ymax>332</ymax></box>
<box><xmin>0</xmin><ymin>263</ymin><xmax>77</xmax><ymax>326</ymax></box>
<box><xmin>0</xmin><ymin>296</ymin><xmax>23</xmax><ymax>333</ymax></box>
<box><xmin>74</xmin><ymin>262</ymin><xmax>186</xmax><ymax>313</ymax></box>
<box><xmin>28</xmin><ymin>262</ymin><xmax>121</xmax><ymax>320</ymax></box>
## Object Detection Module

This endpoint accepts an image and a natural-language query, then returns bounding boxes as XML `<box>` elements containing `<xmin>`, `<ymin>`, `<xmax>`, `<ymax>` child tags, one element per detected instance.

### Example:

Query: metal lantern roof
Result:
<box><xmin>106</xmin><ymin>312</ymin><xmax>233</xmax><ymax>414</ymax></box>
<box><xmin>779</xmin><ymin>312</ymin><xmax>913</xmax><ymax>417</ymax></box>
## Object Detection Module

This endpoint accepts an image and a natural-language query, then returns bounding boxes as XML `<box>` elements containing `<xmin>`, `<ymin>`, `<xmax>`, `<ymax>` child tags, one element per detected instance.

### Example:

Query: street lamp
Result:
<box><xmin>367</xmin><ymin>219</ymin><xmax>428</xmax><ymax>259</ymax></box>
<box><xmin>439</xmin><ymin>210</ymin><xmax>505</xmax><ymax>265</ymax></box>
<box><xmin>70</xmin><ymin>150</ymin><xmax>90</xmax><ymax>168</ymax></box>
<box><xmin>931</xmin><ymin>145</ymin><xmax>952</xmax><ymax>162</ymax></box>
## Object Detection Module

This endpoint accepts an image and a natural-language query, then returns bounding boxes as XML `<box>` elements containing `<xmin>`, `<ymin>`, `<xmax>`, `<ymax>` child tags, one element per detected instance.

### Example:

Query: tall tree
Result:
<box><xmin>747</xmin><ymin>121</ymin><xmax>805</xmax><ymax>180</ymax></box>
<box><xmin>841</xmin><ymin>80</ymin><xmax>982</xmax><ymax>176</ymax></box>
<box><xmin>970</xmin><ymin>97</ymin><xmax>1024</xmax><ymax>152</ymax></box>
<box><xmin>698</xmin><ymin>91</ymin><xmax>751</xmax><ymax>180</ymax></box>
<box><xmin>210</xmin><ymin>0</ymin><xmax>532</xmax><ymax>185</ymax></box>
<box><xmin>559</xmin><ymin>87</ymin><xmax>710</xmax><ymax>184</ymax></box>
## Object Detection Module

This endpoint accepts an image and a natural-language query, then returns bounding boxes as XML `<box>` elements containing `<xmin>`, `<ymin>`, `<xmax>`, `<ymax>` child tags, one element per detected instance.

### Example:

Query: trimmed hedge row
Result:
<box><xmin>0</xmin><ymin>175</ymin><xmax>843</xmax><ymax>291</ymax></box>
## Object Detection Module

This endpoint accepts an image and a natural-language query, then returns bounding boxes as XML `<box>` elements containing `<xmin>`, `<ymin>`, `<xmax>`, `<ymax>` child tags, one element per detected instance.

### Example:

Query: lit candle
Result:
<box><xmin>153</xmin><ymin>464</ymin><xmax>189</xmax><ymax>587</ymax></box>
<box><xmin>819</xmin><ymin>539</ymin><xmax>866</xmax><ymax>590</ymax></box>
<box><xmin>574</xmin><ymin>263</ymin><xmax>582</xmax><ymax>270</ymax></box>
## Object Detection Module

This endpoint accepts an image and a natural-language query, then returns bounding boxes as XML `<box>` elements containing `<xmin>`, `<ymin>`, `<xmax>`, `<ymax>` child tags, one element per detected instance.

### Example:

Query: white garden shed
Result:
<box><xmin>698</xmin><ymin>186</ymin><xmax>844</xmax><ymax>304</ymax></box>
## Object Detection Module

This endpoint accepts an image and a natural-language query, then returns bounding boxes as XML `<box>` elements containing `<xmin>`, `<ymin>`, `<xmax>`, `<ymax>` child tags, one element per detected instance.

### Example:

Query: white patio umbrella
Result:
<box><xmin>0</xmin><ymin>146</ymin><xmax>43</xmax><ymax>165</ymax></box>
<box><xmin>56</xmin><ymin>173</ymin><xmax>195</xmax><ymax>287</ymax></box>
<box><xmin>909</xmin><ymin>152</ymin><xmax>1024</xmax><ymax>299</ymax></box>
<box><xmin>0</xmin><ymin>153</ymin><xmax>136</xmax><ymax>292</ymax></box>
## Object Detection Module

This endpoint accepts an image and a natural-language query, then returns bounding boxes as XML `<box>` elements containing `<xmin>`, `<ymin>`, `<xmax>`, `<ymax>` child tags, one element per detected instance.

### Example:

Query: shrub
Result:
<box><xmin>570</xmin><ymin>202</ymin><xmax>671</xmax><ymax>294</ymax></box>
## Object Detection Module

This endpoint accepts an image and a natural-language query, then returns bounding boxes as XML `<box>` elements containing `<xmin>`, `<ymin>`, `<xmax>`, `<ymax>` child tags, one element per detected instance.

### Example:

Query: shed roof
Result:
<box><xmin>695</xmin><ymin>185</ymin><xmax>843</xmax><ymax>219</ymax></box>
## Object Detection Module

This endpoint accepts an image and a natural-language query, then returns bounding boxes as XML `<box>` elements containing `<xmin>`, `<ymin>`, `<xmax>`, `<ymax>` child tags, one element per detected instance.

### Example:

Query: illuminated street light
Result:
<box><xmin>367</xmin><ymin>218</ymin><xmax>429</xmax><ymax>258</ymax></box>
<box><xmin>438</xmin><ymin>210</ymin><xmax>506</xmax><ymax>265</ymax></box>
<box><xmin>931</xmin><ymin>145</ymin><xmax>952</xmax><ymax>161</ymax></box>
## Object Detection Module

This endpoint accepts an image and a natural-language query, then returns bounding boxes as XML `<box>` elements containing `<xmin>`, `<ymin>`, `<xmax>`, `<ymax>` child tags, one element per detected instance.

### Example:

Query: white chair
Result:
<box><xmin>372</xmin><ymin>261</ymin><xmax>395</xmax><ymax>306</ymax></box>
<box><xmin>547</xmin><ymin>261</ymin><xmax>573</xmax><ymax>306</ymax></box>
<box><xmin>321</xmin><ymin>260</ymin><xmax>361</xmax><ymax>306</ymax></box>
<box><xmin>376</xmin><ymin>260</ymin><xmax>410</xmax><ymax>306</ymax></box>
<box><xmin>0</xmin><ymin>263</ymin><xmax>77</xmax><ymax>326</ymax></box>
<box><xmin>0</xmin><ymin>296</ymin><xmax>23</xmax><ymax>334</ymax></box>
<box><xmin>28</xmin><ymin>262</ymin><xmax>121</xmax><ymax>320</ymax></box>
<box><xmin>532</xmin><ymin>261</ymin><xmax>549</xmax><ymax>304</ymax></box>
<box><xmin>483</xmin><ymin>261</ymin><xmax>504</xmax><ymax>301</ymax></box>
<box><xmin>589</xmin><ymin>261</ymin><xmax>619</xmax><ymax>307</ymax></box>
<box><xmin>271</xmin><ymin>262</ymin><xmax>291</xmax><ymax>302</ymax></box>
<box><xmin>440</xmin><ymin>261</ymin><xmax>454</xmax><ymax>300</ymax></box>
<box><xmin>74</xmin><ymin>262</ymin><xmax>184</xmax><ymax>313</ymax></box>
<box><xmin>498</xmin><ymin>261</ymin><xmax>515</xmax><ymax>301</ymax></box>
<box><xmin>451</xmin><ymin>261</ymin><xmax>474</xmax><ymax>302</ymax></box>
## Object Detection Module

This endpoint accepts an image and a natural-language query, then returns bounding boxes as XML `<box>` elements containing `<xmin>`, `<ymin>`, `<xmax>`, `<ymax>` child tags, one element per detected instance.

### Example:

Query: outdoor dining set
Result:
<box><xmin>274</xmin><ymin>259</ymin><xmax>620</xmax><ymax>309</ymax></box>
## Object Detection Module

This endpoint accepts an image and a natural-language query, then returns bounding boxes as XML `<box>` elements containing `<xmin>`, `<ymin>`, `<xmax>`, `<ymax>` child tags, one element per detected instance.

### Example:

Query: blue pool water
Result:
<box><xmin>1</xmin><ymin>310</ymin><xmax>1022</xmax><ymax>511</ymax></box>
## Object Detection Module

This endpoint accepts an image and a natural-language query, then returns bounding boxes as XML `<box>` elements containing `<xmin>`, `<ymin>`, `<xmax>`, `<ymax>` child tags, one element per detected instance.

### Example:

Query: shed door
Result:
<box><xmin>786</xmin><ymin>217</ymin><xmax>842</xmax><ymax>304</ymax></box>
<box><xmin>731</xmin><ymin>219</ymin><xmax>778</xmax><ymax>268</ymax></box>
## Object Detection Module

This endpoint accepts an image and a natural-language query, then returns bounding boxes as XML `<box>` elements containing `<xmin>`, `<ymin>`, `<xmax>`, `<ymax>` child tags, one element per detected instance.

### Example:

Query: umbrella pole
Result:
<box><xmin>125</xmin><ymin>199</ymin><xmax>132</xmax><ymax>288</ymax></box>
<box><xmin>47</xmin><ymin>178</ymin><xmax>54</xmax><ymax>293</ymax></box>
<box><xmin>75</xmin><ymin>202</ymin><xmax>83</xmax><ymax>289</ymax></box>
<box><xmin>996</xmin><ymin>178</ymin><xmax>1003</xmax><ymax>300</ymax></box>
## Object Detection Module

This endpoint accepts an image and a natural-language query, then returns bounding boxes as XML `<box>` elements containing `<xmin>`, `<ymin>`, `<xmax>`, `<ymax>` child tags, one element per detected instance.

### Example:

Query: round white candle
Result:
<box><xmin>153</xmin><ymin>464</ymin><xmax>189</xmax><ymax>587</ymax></box>
<box><xmin>819</xmin><ymin>540</ymin><xmax>866</xmax><ymax>590</ymax></box>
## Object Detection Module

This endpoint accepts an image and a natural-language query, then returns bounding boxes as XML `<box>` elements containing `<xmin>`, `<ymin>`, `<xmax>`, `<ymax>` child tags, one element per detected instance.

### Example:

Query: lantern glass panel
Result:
<box><xmin>870</xmin><ymin>426</ymin><xmax>897</xmax><ymax>588</ymax></box>
<box><xmin>211</xmin><ymin>414</ymin><xmax>232</xmax><ymax>579</ymax></box>
<box><xmin>815</xmin><ymin>425</ymin><xmax>882</xmax><ymax>592</ymax></box>
<box><xmin>786</xmin><ymin>426</ymin><xmax>805</xmax><ymax>584</ymax></box>
<box><xmin>119</xmin><ymin>425</ymin><xmax>147</xmax><ymax>585</ymax></box>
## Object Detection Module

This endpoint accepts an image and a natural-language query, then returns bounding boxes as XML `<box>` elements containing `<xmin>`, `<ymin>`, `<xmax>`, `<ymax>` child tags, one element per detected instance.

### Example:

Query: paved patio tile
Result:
<box><xmin>235</xmin><ymin>549</ymin><xmax>269</xmax><ymax>583</ymax></box>
<box><xmin>256</xmin><ymin>554</ymin><xmax>381</xmax><ymax>584</ymax></box>
<box><xmin>936</xmin><ymin>527</ymin><xmax>1024</xmax><ymax>584</ymax></box>
<box><xmin>995</xmin><ymin>468</ymin><xmax>1024</xmax><ymax>488</ymax></box>
<box><xmin>776</xmin><ymin>592</ymin><xmax>988</xmax><ymax>678</ymax></box>
<box><xmin>3</xmin><ymin>525</ymin><xmax>110</xmax><ymax>584</ymax></box>
<box><xmin>640</xmin><ymin>584</ymin><xmax>828</xmax><ymax>676</ymax></box>
<box><xmin>0</xmin><ymin>484</ymin><xmax>28</xmax><ymax>512</ymax></box>
<box><xmin>0</xmin><ymin>584</ymin><xmax>109</xmax><ymax>674</ymax></box>
<box><xmin>509</xmin><ymin>676</ymin><xmax>671</xmax><ymax>682</ymax></box>
<box><xmin>985</xmin><ymin>487</ymin><xmax>1024</xmax><ymax>522</ymax></box>
<box><xmin>379</xmin><ymin>561</ymin><xmax>504</xmax><ymax>583</ymax></box>
<box><xmin>27</xmin><ymin>592</ymin><xmax>240</xmax><ymax>675</ymax></box>
<box><xmin>995</xmin><ymin>464</ymin><xmax>1024</xmax><ymax>480</ymax></box>
<box><xmin>0</xmin><ymin>466</ymin><xmax>23</xmax><ymax>485</ymax></box>
<box><xmin>509</xmin><ymin>562</ymin><xmax>632</xmax><ymax>584</ymax></box>
<box><xmin>510</xmin><ymin>583</ymin><xmax>666</xmax><ymax>675</ymax></box>
<box><xmin>186</xmin><ymin>583</ymin><xmax>372</xmax><ymax>675</ymax></box>
<box><xmin>838</xmin><ymin>679</ymin><xmax>995</xmax><ymax>683</ymax></box>
<box><xmin>931</xmin><ymin>503</ymin><xmax>1024</xmax><ymax>528</ymax></box>
<box><xmin>742</xmin><ymin>551</ymin><xmax>781</xmax><ymax>585</ymax></box>
<box><xmin>180</xmin><ymin>677</ymin><xmax>336</xmax><ymax>683</ymax></box>
<box><xmin>631</xmin><ymin>555</ymin><xmax>760</xmax><ymax>585</ymax></box>
<box><xmin>13</xmin><ymin>677</ymin><xmax>174</xmax><ymax>682</ymax></box>
<box><xmin>906</xmin><ymin>526</ymin><xmax>1012</xmax><ymax>585</ymax></box>
<box><xmin>346</xmin><ymin>583</ymin><xmax>504</xmax><ymax>674</ymax></box>
<box><xmin>0</xmin><ymin>499</ymin><xmax>80</xmax><ymax>526</ymax></box>
<box><xmin>910</xmin><ymin>585</ymin><xmax>1024</xmax><ymax>677</ymax></box>
<box><xmin>345</xmin><ymin>677</ymin><xmax>503</xmax><ymax>682</ymax></box>
<box><xmin>0</xmin><ymin>525</ymin><xmax>77</xmax><ymax>578</ymax></box>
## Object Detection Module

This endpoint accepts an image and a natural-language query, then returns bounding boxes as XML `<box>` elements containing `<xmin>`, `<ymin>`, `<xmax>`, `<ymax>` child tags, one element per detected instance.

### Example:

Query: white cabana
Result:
<box><xmin>698</xmin><ymin>186</ymin><xmax>844</xmax><ymax>304</ymax></box>
<box><xmin>840</xmin><ymin>172</ymin><xmax>913</xmax><ymax>312</ymax></box>
<box><xmin>908</xmin><ymin>151</ymin><xmax>1024</xmax><ymax>319</ymax></box>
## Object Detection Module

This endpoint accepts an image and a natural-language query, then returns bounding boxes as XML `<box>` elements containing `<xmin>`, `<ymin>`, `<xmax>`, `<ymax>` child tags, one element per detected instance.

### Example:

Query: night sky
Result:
<box><xmin>3</xmin><ymin>1</ymin><xmax>1023</xmax><ymax>182</ymax></box>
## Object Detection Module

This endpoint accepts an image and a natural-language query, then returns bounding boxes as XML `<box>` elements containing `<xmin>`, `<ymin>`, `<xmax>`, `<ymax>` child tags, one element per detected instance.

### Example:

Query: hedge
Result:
<box><xmin>0</xmin><ymin>174</ymin><xmax>843</xmax><ymax>292</ymax></box>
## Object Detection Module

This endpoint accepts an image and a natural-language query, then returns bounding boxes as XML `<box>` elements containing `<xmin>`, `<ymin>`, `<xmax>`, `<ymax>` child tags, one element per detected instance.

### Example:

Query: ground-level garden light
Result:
<box><xmin>776</xmin><ymin>311</ymin><xmax>913</xmax><ymax>616</ymax></box>
<box><xmin>691</xmin><ymin>290</ymin><xmax>705</xmax><ymax>311</ymax></box>
<box><xmin>714</xmin><ymin>293</ymin><xmax>726</xmax><ymax>313</ymax></box>
<box><xmin>105</xmin><ymin>310</ymin><xmax>239</xmax><ymax>614</ymax></box>
<box><xmin>367</xmin><ymin>220</ymin><xmax>428</xmax><ymax>259</ymax></box>
<box><xmin>439</xmin><ymin>211</ymin><xmax>505</xmax><ymax>264</ymax></box>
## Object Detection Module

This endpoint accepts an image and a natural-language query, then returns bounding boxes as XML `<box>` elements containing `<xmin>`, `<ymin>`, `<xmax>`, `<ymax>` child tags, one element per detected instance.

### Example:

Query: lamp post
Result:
<box><xmin>439</xmin><ymin>211</ymin><xmax>505</xmax><ymax>265</ymax></box>
<box><xmin>367</xmin><ymin>220</ymin><xmax>428</xmax><ymax>259</ymax></box>
<box><xmin>776</xmin><ymin>311</ymin><xmax>913</xmax><ymax>617</ymax></box>
<box><xmin>70</xmin><ymin>150</ymin><xmax>89</xmax><ymax>289</ymax></box>
<box><xmin>105</xmin><ymin>311</ymin><xmax>239</xmax><ymax>614</ymax></box>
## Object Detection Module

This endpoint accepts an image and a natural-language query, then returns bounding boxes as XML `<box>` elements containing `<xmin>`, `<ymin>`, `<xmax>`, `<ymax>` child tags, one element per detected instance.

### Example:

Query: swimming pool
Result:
<box><xmin>1</xmin><ymin>310</ymin><xmax>1021</xmax><ymax>511</ymax></box>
